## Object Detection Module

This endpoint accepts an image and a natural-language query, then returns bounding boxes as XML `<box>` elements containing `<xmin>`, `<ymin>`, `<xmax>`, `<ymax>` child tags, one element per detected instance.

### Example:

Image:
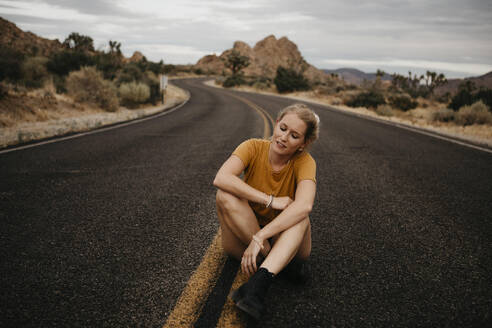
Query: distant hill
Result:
<box><xmin>325</xmin><ymin>67</ymin><xmax>492</xmax><ymax>95</ymax></box>
<box><xmin>435</xmin><ymin>71</ymin><xmax>492</xmax><ymax>95</ymax></box>
<box><xmin>323</xmin><ymin>68</ymin><xmax>392</xmax><ymax>85</ymax></box>
<box><xmin>0</xmin><ymin>16</ymin><xmax>152</xmax><ymax>66</ymax></box>
<box><xmin>194</xmin><ymin>35</ymin><xmax>330</xmax><ymax>83</ymax></box>
<box><xmin>0</xmin><ymin>16</ymin><xmax>63</xmax><ymax>56</ymax></box>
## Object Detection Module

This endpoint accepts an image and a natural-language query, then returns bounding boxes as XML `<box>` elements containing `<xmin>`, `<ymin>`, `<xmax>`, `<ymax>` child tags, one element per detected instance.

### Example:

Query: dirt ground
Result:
<box><xmin>0</xmin><ymin>84</ymin><xmax>189</xmax><ymax>148</ymax></box>
<box><xmin>2</xmin><ymin>78</ymin><xmax>490</xmax><ymax>149</ymax></box>
<box><xmin>205</xmin><ymin>80</ymin><xmax>492</xmax><ymax>148</ymax></box>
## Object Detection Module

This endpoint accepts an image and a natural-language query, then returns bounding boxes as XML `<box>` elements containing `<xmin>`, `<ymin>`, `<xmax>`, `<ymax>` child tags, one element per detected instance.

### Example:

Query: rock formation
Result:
<box><xmin>195</xmin><ymin>35</ymin><xmax>328</xmax><ymax>83</ymax></box>
<box><xmin>128</xmin><ymin>51</ymin><xmax>145</xmax><ymax>63</ymax></box>
<box><xmin>0</xmin><ymin>17</ymin><xmax>63</xmax><ymax>56</ymax></box>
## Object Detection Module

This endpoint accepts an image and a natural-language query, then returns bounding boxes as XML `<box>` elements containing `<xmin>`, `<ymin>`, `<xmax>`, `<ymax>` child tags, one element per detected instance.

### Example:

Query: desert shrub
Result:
<box><xmin>432</xmin><ymin>108</ymin><xmax>455</xmax><ymax>122</ymax></box>
<box><xmin>148</xmin><ymin>80</ymin><xmax>160</xmax><ymax>105</ymax></box>
<box><xmin>252</xmin><ymin>81</ymin><xmax>271</xmax><ymax>90</ymax></box>
<box><xmin>22</xmin><ymin>56</ymin><xmax>49</xmax><ymax>88</ymax></box>
<box><xmin>117</xmin><ymin>63</ymin><xmax>144</xmax><ymax>85</ymax></box>
<box><xmin>52</xmin><ymin>75</ymin><xmax>67</xmax><ymax>93</ymax></box>
<box><xmin>346</xmin><ymin>90</ymin><xmax>386</xmax><ymax>109</ymax></box>
<box><xmin>474</xmin><ymin>88</ymin><xmax>492</xmax><ymax>110</ymax></box>
<box><xmin>437</xmin><ymin>91</ymin><xmax>452</xmax><ymax>104</ymax></box>
<box><xmin>375</xmin><ymin>104</ymin><xmax>394</xmax><ymax>117</ymax></box>
<box><xmin>450</xmin><ymin>86</ymin><xmax>492</xmax><ymax>112</ymax></box>
<box><xmin>274</xmin><ymin>67</ymin><xmax>310</xmax><ymax>93</ymax></box>
<box><xmin>449</xmin><ymin>88</ymin><xmax>474</xmax><ymax>111</ymax></box>
<box><xmin>408</xmin><ymin>85</ymin><xmax>430</xmax><ymax>99</ymax></box>
<box><xmin>47</xmin><ymin>50</ymin><xmax>94</xmax><ymax>76</ymax></box>
<box><xmin>0</xmin><ymin>47</ymin><xmax>24</xmax><ymax>82</ymax></box>
<box><xmin>248</xmin><ymin>76</ymin><xmax>271</xmax><ymax>90</ymax></box>
<box><xmin>66</xmin><ymin>66</ymin><xmax>119</xmax><ymax>111</ymax></box>
<box><xmin>94</xmin><ymin>52</ymin><xmax>123</xmax><ymax>80</ymax></box>
<box><xmin>118</xmin><ymin>81</ymin><xmax>150</xmax><ymax>108</ymax></box>
<box><xmin>223</xmin><ymin>74</ymin><xmax>246</xmax><ymax>88</ymax></box>
<box><xmin>316</xmin><ymin>85</ymin><xmax>337</xmax><ymax>96</ymax></box>
<box><xmin>344</xmin><ymin>84</ymin><xmax>359</xmax><ymax>91</ymax></box>
<box><xmin>455</xmin><ymin>100</ymin><xmax>492</xmax><ymax>125</ymax></box>
<box><xmin>163</xmin><ymin>64</ymin><xmax>176</xmax><ymax>74</ymax></box>
<box><xmin>63</xmin><ymin>32</ymin><xmax>94</xmax><ymax>52</ymax></box>
<box><xmin>0</xmin><ymin>82</ymin><xmax>8</xmax><ymax>100</ymax></box>
<box><xmin>142</xmin><ymin>71</ymin><xmax>162</xmax><ymax>105</ymax></box>
<box><xmin>389</xmin><ymin>94</ymin><xmax>418</xmax><ymax>111</ymax></box>
<box><xmin>146</xmin><ymin>60</ymin><xmax>165</xmax><ymax>75</ymax></box>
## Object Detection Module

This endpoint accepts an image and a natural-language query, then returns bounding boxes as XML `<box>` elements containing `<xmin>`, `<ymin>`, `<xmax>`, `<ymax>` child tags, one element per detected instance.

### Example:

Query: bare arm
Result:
<box><xmin>213</xmin><ymin>155</ymin><xmax>270</xmax><ymax>206</ymax></box>
<box><xmin>255</xmin><ymin>179</ymin><xmax>316</xmax><ymax>242</ymax></box>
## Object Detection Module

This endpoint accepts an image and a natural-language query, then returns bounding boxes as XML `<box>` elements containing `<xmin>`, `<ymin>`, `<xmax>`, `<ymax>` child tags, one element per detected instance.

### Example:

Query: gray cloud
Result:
<box><xmin>1</xmin><ymin>0</ymin><xmax>491</xmax><ymax>77</ymax></box>
<box><xmin>32</xmin><ymin>0</ymin><xmax>137</xmax><ymax>17</ymax></box>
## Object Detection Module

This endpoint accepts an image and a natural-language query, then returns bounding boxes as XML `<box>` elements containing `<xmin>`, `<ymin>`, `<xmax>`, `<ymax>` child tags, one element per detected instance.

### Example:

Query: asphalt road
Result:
<box><xmin>1</xmin><ymin>78</ymin><xmax>491</xmax><ymax>327</ymax></box>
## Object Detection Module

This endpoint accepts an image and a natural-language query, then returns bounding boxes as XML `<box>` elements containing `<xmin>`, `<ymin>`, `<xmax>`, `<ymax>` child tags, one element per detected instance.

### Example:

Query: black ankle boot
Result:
<box><xmin>279</xmin><ymin>259</ymin><xmax>310</xmax><ymax>285</ymax></box>
<box><xmin>231</xmin><ymin>267</ymin><xmax>274</xmax><ymax>320</ymax></box>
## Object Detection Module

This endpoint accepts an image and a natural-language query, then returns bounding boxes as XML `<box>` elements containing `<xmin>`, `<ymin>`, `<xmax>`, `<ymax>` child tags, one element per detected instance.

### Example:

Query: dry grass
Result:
<box><xmin>375</xmin><ymin>104</ymin><xmax>394</xmax><ymax>117</ymax></box>
<box><xmin>0</xmin><ymin>83</ymin><xmax>189</xmax><ymax>148</ymax></box>
<box><xmin>0</xmin><ymin>86</ymin><xmax>99</xmax><ymax>128</ymax></box>
<box><xmin>205</xmin><ymin>79</ymin><xmax>492</xmax><ymax>147</ymax></box>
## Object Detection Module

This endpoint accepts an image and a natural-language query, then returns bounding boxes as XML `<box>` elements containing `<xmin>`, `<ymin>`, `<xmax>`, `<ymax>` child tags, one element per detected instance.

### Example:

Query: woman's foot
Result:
<box><xmin>230</xmin><ymin>267</ymin><xmax>274</xmax><ymax>320</ymax></box>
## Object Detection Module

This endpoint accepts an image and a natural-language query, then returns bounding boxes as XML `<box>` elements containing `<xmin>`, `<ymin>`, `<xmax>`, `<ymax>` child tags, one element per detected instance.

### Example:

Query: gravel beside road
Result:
<box><xmin>0</xmin><ymin>83</ymin><xmax>189</xmax><ymax>149</ymax></box>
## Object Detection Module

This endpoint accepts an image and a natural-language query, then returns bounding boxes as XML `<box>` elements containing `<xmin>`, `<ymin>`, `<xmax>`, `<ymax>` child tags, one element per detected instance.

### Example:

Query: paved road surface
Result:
<box><xmin>1</xmin><ymin>78</ymin><xmax>491</xmax><ymax>327</ymax></box>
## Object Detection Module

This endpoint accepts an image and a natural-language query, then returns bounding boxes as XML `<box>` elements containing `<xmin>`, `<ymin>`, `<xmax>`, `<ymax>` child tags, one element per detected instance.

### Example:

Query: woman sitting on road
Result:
<box><xmin>213</xmin><ymin>103</ymin><xmax>319</xmax><ymax>320</ymax></box>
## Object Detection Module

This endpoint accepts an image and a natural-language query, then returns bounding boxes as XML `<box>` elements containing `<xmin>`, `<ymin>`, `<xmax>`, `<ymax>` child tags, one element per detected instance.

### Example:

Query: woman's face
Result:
<box><xmin>271</xmin><ymin>113</ymin><xmax>307</xmax><ymax>156</ymax></box>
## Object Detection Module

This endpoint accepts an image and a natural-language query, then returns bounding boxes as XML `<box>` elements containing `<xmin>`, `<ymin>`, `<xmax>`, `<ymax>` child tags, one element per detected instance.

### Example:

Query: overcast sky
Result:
<box><xmin>1</xmin><ymin>0</ymin><xmax>492</xmax><ymax>78</ymax></box>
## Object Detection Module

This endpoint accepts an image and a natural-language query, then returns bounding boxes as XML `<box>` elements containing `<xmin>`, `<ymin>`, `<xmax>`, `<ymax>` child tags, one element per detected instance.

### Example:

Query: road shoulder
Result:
<box><xmin>0</xmin><ymin>83</ymin><xmax>189</xmax><ymax>149</ymax></box>
<box><xmin>203</xmin><ymin>79</ymin><xmax>492</xmax><ymax>150</ymax></box>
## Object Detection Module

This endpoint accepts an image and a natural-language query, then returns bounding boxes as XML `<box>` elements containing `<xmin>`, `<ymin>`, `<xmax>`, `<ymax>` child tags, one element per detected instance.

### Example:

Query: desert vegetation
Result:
<box><xmin>205</xmin><ymin>35</ymin><xmax>491</xmax><ymax>135</ymax></box>
<box><xmin>0</xmin><ymin>31</ymin><xmax>172</xmax><ymax>127</ymax></box>
<box><xmin>334</xmin><ymin>71</ymin><xmax>492</xmax><ymax>131</ymax></box>
<box><xmin>215</xmin><ymin>55</ymin><xmax>492</xmax><ymax>132</ymax></box>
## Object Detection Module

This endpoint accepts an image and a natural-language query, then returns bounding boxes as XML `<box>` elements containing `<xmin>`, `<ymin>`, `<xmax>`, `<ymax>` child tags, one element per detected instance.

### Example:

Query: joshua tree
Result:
<box><xmin>224</xmin><ymin>50</ymin><xmax>250</xmax><ymax>76</ymax></box>
<box><xmin>108</xmin><ymin>40</ymin><xmax>122</xmax><ymax>55</ymax></box>
<box><xmin>63</xmin><ymin>32</ymin><xmax>94</xmax><ymax>52</ymax></box>
<box><xmin>425</xmin><ymin>71</ymin><xmax>447</xmax><ymax>95</ymax></box>
<box><xmin>372</xmin><ymin>69</ymin><xmax>386</xmax><ymax>90</ymax></box>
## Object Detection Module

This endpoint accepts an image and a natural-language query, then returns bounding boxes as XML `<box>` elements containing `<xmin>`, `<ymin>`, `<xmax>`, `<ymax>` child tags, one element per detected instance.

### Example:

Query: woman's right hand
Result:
<box><xmin>271</xmin><ymin>196</ymin><xmax>293</xmax><ymax>210</ymax></box>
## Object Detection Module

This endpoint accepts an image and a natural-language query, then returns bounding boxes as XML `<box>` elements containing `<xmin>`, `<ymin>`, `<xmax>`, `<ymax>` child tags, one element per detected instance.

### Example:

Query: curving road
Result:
<box><xmin>1</xmin><ymin>78</ymin><xmax>491</xmax><ymax>327</ymax></box>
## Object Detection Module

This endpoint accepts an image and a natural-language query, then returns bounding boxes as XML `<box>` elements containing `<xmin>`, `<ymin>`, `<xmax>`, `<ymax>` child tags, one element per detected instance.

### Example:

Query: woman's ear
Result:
<box><xmin>299</xmin><ymin>139</ymin><xmax>311</xmax><ymax>152</ymax></box>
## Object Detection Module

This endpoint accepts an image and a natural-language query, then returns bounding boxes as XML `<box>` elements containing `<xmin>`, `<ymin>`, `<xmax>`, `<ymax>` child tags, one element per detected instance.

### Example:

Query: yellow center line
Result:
<box><xmin>229</xmin><ymin>94</ymin><xmax>275</xmax><ymax>138</ymax></box>
<box><xmin>162</xmin><ymin>232</ymin><xmax>227</xmax><ymax>328</ymax></box>
<box><xmin>216</xmin><ymin>94</ymin><xmax>274</xmax><ymax>327</ymax></box>
<box><xmin>162</xmin><ymin>92</ymin><xmax>274</xmax><ymax>328</ymax></box>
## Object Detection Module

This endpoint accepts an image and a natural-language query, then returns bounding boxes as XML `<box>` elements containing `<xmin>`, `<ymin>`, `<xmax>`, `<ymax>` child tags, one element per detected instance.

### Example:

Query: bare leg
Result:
<box><xmin>260</xmin><ymin>218</ymin><xmax>311</xmax><ymax>275</ymax></box>
<box><xmin>216</xmin><ymin>189</ymin><xmax>271</xmax><ymax>260</ymax></box>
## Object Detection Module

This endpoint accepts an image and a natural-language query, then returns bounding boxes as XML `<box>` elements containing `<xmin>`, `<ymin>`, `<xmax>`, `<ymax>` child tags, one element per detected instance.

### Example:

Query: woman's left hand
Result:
<box><xmin>271</xmin><ymin>196</ymin><xmax>293</xmax><ymax>210</ymax></box>
<box><xmin>241</xmin><ymin>238</ymin><xmax>263</xmax><ymax>277</ymax></box>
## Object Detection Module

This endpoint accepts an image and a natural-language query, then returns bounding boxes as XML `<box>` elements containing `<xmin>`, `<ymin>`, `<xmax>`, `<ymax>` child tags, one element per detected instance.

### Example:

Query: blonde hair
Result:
<box><xmin>277</xmin><ymin>103</ymin><xmax>320</xmax><ymax>146</ymax></box>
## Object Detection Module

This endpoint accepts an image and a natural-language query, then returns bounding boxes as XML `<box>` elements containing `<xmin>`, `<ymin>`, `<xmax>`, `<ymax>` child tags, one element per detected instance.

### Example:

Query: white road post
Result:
<box><xmin>160</xmin><ymin>75</ymin><xmax>168</xmax><ymax>104</ymax></box>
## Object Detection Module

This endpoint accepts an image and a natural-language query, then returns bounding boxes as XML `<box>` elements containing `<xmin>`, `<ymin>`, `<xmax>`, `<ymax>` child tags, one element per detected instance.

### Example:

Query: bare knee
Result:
<box><xmin>216</xmin><ymin>189</ymin><xmax>242</xmax><ymax>212</ymax></box>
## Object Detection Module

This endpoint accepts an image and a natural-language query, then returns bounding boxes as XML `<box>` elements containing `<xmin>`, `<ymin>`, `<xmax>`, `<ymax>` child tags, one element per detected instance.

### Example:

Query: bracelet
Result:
<box><xmin>266</xmin><ymin>194</ymin><xmax>274</xmax><ymax>208</ymax></box>
<box><xmin>252</xmin><ymin>235</ymin><xmax>264</xmax><ymax>250</ymax></box>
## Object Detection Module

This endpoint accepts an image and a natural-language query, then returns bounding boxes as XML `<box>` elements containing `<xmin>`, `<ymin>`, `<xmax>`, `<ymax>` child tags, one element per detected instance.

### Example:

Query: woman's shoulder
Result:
<box><xmin>234</xmin><ymin>138</ymin><xmax>269</xmax><ymax>158</ymax></box>
<box><xmin>241</xmin><ymin>138</ymin><xmax>270</xmax><ymax>150</ymax></box>
<box><xmin>294</xmin><ymin>151</ymin><xmax>316</xmax><ymax>166</ymax></box>
<box><xmin>249</xmin><ymin>138</ymin><xmax>270</xmax><ymax>145</ymax></box>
